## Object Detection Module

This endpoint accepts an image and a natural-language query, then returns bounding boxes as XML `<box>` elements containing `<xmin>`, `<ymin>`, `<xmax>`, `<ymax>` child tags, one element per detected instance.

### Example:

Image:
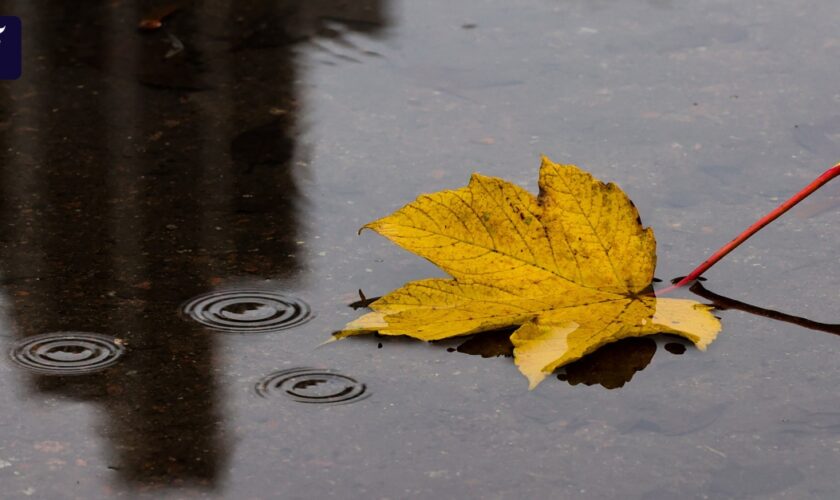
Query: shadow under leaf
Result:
<box><xmin>450</xmin><ymin>331</ymin><xmax>662</xmax><ymax>389</ymax></box>
<box><xmin>556</xmin><ymin>337</ymin><xmax>657</xmax><ymax>389</ymax></box>
<box><xmin>454</xmin><ymin>329</ymin><xmax>514</xmax><ymax>358</ymax></box>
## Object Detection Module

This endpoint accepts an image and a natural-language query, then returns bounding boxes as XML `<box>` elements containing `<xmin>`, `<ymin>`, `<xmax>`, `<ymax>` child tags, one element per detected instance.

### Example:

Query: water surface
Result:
<box><xmin>1</xmin><ymin>0</ymin><xmax>839</xmax><ymax>498</ymax></box>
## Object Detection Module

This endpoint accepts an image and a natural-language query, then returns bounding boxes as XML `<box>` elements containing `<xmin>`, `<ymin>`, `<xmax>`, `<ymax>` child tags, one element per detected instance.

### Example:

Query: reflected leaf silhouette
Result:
<box><xmin>449</xmin><ymin>331</ymin><xmax>657</xmax><ymax>389</ymax></box>
<box><xmin>556</xmin><ymin>337</ymin><xmax>657</xmax><ymax>389</ymax></box>
<box><xmin>455</xmin><ymin>330</ymin><xmax>514</xmax><ymax>358</ymax></box>
<box><xmin>664</xmin><ymin>342</ymin><xmax>687</xmax><ymax>355</ymax></box>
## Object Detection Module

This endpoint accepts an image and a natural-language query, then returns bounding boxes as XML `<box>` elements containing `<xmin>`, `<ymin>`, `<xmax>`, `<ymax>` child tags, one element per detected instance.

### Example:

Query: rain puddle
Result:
<box><xmin>1</xmin><ymin>0</ymin><xmax>839</xmax><ymax>498</ymax></box>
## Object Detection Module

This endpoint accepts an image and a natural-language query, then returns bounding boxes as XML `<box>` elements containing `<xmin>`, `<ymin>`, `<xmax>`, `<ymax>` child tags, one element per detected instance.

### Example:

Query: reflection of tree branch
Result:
<box><xmin>689</xmin><ymin>282</ymin><xmax>840</xmax><ymax>335</ymax></box>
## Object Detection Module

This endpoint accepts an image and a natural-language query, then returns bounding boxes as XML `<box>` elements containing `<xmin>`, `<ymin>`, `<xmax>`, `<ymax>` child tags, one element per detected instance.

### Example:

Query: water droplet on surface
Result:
<box><xmin>255</xmin><ymin>368</ymin><xmax>369</xmax><ymax>405</ymax></box>
<box><xmin>182</xmin><ymin>290</ymin><xmax>313</xmax><ymax>333</ymax></box>
<box><xmin>9</xmin><ymin>332</ymin><xmax>125</xmax><ymax>375</ymax></box>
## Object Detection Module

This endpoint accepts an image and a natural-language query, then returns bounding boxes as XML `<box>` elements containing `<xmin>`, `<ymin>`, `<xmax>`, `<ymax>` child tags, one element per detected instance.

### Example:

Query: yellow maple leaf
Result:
<box><xmin>337</xmin><ymin>157</ymin><xmax>721</xmax><ymax>388</ymax></box>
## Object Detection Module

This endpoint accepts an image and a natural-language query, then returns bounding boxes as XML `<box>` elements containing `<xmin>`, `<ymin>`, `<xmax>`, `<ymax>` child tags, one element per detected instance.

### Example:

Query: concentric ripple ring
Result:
<box><xmin>9</xmin><ymin>332</ymin><xmax>125</xmax><ymax>375</ymax></box>
<box><xmin>256</xmin><ymin>368</ymin><xmax>369</xmax><ymax>405</ymax></box>
<box><xmin>182</xmin><ymin>290</ymin><xmax>313</xmax><ymax>333</ymax></box>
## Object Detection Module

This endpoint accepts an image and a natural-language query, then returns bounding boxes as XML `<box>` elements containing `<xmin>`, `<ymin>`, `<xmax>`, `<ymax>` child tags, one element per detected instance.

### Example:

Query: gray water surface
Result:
<box><xmin>1</xmin><ymin>0</ymin><xmax>839</xmax><ymax>498</ymax></box>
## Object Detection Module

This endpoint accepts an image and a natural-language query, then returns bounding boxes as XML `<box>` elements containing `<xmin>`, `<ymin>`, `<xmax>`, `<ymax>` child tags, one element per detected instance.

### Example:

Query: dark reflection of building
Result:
<box><xmin>0</xmin><ymin>0</ymin><xmax>388</xmax><ymax>492</ymax></box>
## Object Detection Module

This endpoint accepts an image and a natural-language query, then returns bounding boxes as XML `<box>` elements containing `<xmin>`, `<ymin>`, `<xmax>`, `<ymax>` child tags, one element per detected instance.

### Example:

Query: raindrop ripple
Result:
<box><xmin>182</xmin><ymin>289</ymin><xmax>313</xmax><ymax>333</ymax></box>
<box><xmin>256</xmin><ymin>368</ymin><xmax>369</xmax><ymax>405</ymax></box>
<box><xmin>9</xmin><ymin>332</ymin><xmax>125</xmax><ymax>375</ymax></box>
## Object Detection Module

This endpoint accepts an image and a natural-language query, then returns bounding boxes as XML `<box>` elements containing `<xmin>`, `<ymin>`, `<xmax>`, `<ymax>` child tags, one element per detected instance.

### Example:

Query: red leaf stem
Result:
<box><xmin>657</xmin><ymin>162</ymin><xmax>840</xmax><ymax>295</ymax></box>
